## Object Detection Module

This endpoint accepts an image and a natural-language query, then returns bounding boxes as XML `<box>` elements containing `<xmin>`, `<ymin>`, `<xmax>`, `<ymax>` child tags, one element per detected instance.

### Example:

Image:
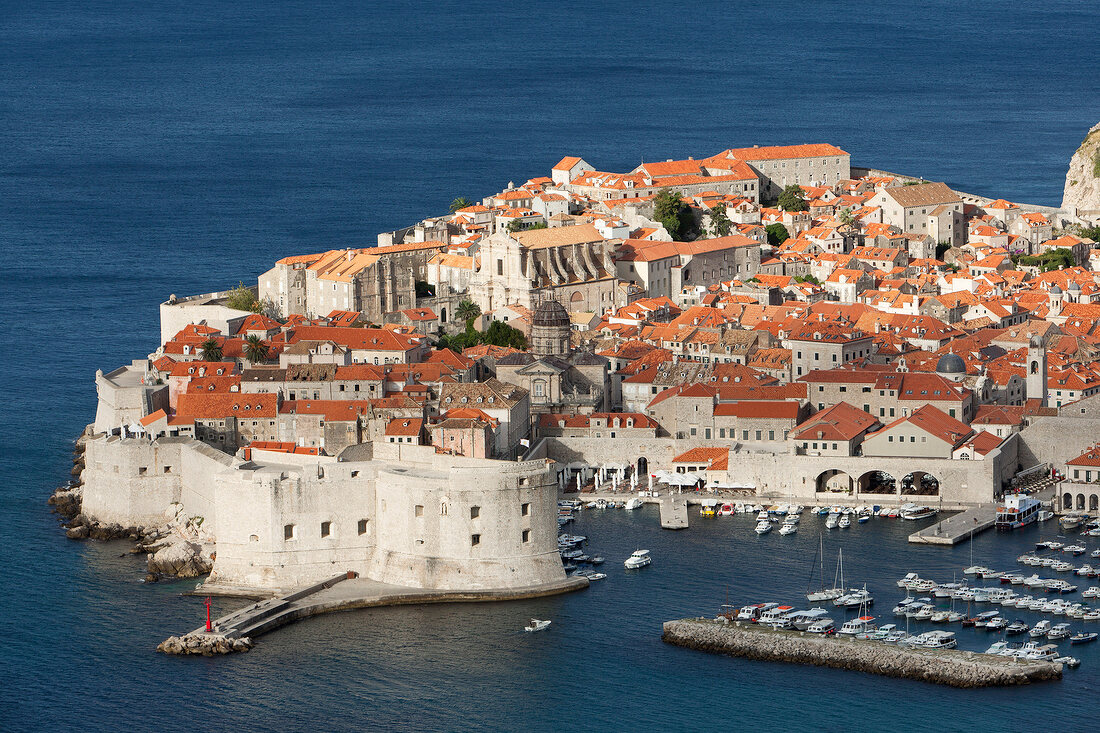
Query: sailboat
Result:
<box><xmin>807</xmin><ymin>541</ymin><xmax>845</xmax><ymax>602</ymax></box>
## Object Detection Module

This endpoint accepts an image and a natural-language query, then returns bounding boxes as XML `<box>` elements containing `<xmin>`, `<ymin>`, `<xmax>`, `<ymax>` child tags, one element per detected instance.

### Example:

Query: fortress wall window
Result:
<box><xmin>358</xmin><ymin>519</ymin><xmax>369</xmax><ymax>535</ymax></box>
<box><xmin>521</xmin><ymin>503</ymin><xmax>530</xmax><ymax>516</ymax></box>
<box><xmin>471</xmin><ymin>534</ymin><xmax>481</xmax><ymax>546</ymax></box>
<box><xmin>415</xmin><ymin>505</ymin><xmax>424</xmax><ymax>518</ymax></box>
<box><xmin>522</xmin><ymin>529</ymin><xmax>530</xmax><ymax>543</ymax></box>
<box><xmin>470</xmin><ymin>506</ymin><xmax>480</xmax><ymax>519</ymax></box>
<box><xmin>320</xmin><ymin>521</ymin><xmax>331</xmax><ymax>538</ymax></box>
<box><xmin>284</xmin><ymin>524</ymin><xmax>296</xmax><ymax>541</ymax></box>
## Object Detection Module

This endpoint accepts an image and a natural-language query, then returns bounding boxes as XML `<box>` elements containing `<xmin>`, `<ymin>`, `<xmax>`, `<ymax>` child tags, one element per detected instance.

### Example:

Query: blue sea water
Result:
<box><xmin>2</xmin><ymin>1</ymin><xmax>1100</xmax><ymax>730</ymax></box>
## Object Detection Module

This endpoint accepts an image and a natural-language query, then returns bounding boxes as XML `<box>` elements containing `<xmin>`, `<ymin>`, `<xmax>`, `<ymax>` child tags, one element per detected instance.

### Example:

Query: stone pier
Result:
<box><xmin>662</xmin><ymin>618</ymin><xmax>1062</xmax><ymax>687</ymax></box>
<box><xmin>908</xmin><ymin>504</ymin><xmax>996</xmax><ymax>545</ymax></box>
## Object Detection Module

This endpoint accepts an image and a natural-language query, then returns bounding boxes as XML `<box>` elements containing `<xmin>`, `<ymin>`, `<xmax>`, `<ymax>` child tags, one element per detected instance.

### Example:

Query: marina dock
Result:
<box><xmin>908</xmin><ymin>504</ymin><xmax>996</xmax><ymax>545</ymax></box>
<box><xmin>662</xmin><ymin>618</ymin><xmax>1062</xmax><ymax>687</ymax></box>
<box><xmin>159</xmin><ymin>573</ymin><xmax>588</xmax><ymax>654</ymax></box>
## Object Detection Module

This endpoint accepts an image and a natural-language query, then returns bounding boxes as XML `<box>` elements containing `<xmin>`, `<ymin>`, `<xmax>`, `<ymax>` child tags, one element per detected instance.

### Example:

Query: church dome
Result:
<box><xmin>935</xmin><ymin>352</ymin><xmax>966</xmax><ymax>375</ymax></box>
<box><xmin>532</xmin><ymin>298</ymin><xmax>570</xmax><ymax>328</ymax></box>
<box><xmin>1049</xmin><ymin>284</ymin><xmax>1063</xmax><ymax>295</ymax></box>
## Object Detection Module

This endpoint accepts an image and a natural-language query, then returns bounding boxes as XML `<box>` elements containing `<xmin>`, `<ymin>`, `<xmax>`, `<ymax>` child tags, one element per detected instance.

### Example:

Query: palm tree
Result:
<box><xmin>449</xmin><ymin>197</ymin><xmax>474</xmax><ymax>213</ymax></box>
<box><xmin>455</xmin><ymin>299</ymin><xmax>481</xmax><ymax>323</ymax></box>
<box><xmin>200</xmin><ymin>338</ymin><xmax>223</xmax><ymax>362</ymax></box>
<box><xmin>244</xmin><ymin>334</ymin><xmax>269</xmax><ymax>364</ymax></box>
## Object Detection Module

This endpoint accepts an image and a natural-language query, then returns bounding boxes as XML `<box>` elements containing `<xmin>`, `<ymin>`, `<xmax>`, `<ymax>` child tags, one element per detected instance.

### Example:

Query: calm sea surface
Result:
<box><xmin>3</xmin><ymin>2</ymin><xmax>1100</xmax><ymax>731</ymax></box>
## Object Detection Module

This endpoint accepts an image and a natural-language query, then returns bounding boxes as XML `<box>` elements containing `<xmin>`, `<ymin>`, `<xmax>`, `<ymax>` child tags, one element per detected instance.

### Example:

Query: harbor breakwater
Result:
<box><xmin>662</xmin><ymin>618</ymin><xmax>1062</xmax><ymax>687</ymax></box>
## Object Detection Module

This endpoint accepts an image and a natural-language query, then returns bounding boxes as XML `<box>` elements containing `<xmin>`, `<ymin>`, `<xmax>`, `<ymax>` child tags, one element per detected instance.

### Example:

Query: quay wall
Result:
<box><xmin>662</xmin><ymin>619</ymin><xmax>1061</xmax><ymax>688</ymax></box>
<box><xmin>544</xmin><ymin>437</ymin><xmax>1010</xmax><ymax>505</ymax></box>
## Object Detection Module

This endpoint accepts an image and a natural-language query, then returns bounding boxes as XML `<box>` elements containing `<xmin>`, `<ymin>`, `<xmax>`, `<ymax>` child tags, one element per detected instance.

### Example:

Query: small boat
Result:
<box><xmin>806</xmin><ymin>618</ymin><xmax>835</xmax><ymax>634</ymax></box>
<box><xmin>1070</xmin><ymin>632</ymin><xmax>1098</xmax><ymax>645</ymax></box>
<box><xmin>1055</xmin><ymin>656</ymin><xmax>1081</xmax><ymax>668</ymax></box>
<box><xmin>837</xmin><ymin>616</ymin><xmax>876</xmax><ymax>636</ymax></box>
<box><xmin>834</xmin><ymin>588</ymin><xmax>874</xmax><ymax>608</ymax></box>
<box><xmin>1060</xmin><ymin>514</ymin><xmax>1087</xmax><ymax>531</ymax></box>
<box><xmin>755</xmin><ymin>521</ymin><xmax>772</xmax><ymax>535</ymax></box>
<box><xmin>1029</xmin><ymin>620</ymin><xmax>1052</xmax><ymax>638</ymax></box>
<box><xmin>985</xmin><ymin>616</ymin><xmax>1007</xmax><ymax>631</ymax></box>
<box><xmin>825</xmin><ymin>513</ymin><xmax>839</xmax><ymax>529</ymax></box>
<box><xmin>1048</xmin><ymin>623</ymin><xmax>1071</xmax><ymax>640</ymax></box>
<box><xmin>909</xmin><ymin>630</ymin><xmax>957</xmax><ymax>649</ymax></box>
<box><xmin>1005</xmin><ymin>620</ymin><xmax>1030</xmax><ymax>635</ymax></box>
<box><xmin>789</xmin><ymin>608</ymin><xmax>832</xmax><ymax>631</ymax></box>
<box><xmin>1038</xmin><ymin>510</ymin><xmax>1054</xmax><ymax>522</ymax></box>
<box><xmin>838</xmin><ymin>514</ymin><xmax>851</xmax><ymax>529</ymax></box>
<box><xmin>1064</xmin><ymin>545</ymin><xmax>1087</xmax><ymax>556</ymax></box>
<box><xmin>1021</xmin><ymin>643</ymin><xmax>1060</xmax><ymax>661</ymax></box>
<box><xmin>624</xmin><ymin>498</ymin><xmax>643</xmax><ymax>511</ymax></box>
<box><xmin>624</xmin><ymin>549</ymin><xmax>651</xmax><ymax>569</ymax></box>
<box><xmin>779</xmin><ymin>523</ymin><xmax>798</xmax><ymax>535</ymax></box>
<box><xmin>899</xmin><ymin>504</ymin><xmax>937</xmax><ymax>521</ymax></box>
<box><xmin>585</xmin><ymin>572</ymin><xmax>607</xmax><ymax>581</ymax></box>
<box><xmin>524</xmin><ymin>619</ymin><xmax>551</xmax><ymax>632</ymax></box>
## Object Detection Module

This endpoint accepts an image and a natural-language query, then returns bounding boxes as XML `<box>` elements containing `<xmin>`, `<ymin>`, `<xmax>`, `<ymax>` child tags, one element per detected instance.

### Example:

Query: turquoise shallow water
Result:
<box><xmin>2</xmin><ymin>1</ymin><xmax>1100</xmax><ymax>731</ymax></box>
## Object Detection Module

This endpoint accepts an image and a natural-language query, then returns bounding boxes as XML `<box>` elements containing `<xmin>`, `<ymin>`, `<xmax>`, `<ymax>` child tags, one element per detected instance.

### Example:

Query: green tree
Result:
<box><xmin>456</xmin><ymin>299</ymin><xmax>481</xmax><ymax>324</ymax></box>
<box><xmin>244</xmin><ymin>334</ymin><xmax>269</xmax><ymax>364</ymax></box>
<box><xmin>200</xmin><ymin>339</ymin><xmax>223</xmax><ymax>362</ymax></box>
<box><xmin>653</xmin><ymin>188</ymin><xmax>693</xmax><ymax>241</ymax></box>
<box><xmin>794</xmin><ymin>275</ymin><xmax>822</xmax><ymax>285</ymax></box>
<box><xmin>777</xmin><ymin>185</ymin><xmax>808</xmax><ymax>212</ymax></box>
<box><xmin>765</xmin><ymin>223</ymin><xmax>790</xmax><ymax>246</ymax></box>
<box><xmin>226</xmin><ymin>282</ymin><xmax>261</xmax><ymax>312</ymax></box>
<box><xmin>708</xmin><ymin>202</ymin><xmax>732</xmax><ymax>236</ymax></box>
<box><xmin>449</xmin><ymin>197</ymin><xmax>474</xmax><ymax>213</ymax></box>
<box><xmin>415</xmin><ymin>280</ymin><xmax>434</xmax><ymax>298</ymax></box>
<box><xmin>482</xmin><ymin>320</ymin><xmax>528</xmax><ymax>349</ymax></box>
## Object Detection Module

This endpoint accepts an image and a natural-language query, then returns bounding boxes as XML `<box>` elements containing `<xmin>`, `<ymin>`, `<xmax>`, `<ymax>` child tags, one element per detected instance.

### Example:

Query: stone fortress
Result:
<box><xmin>83</xmin><ymin>374</ymin><xmax>573</xmax><ymax>596</ymax></box>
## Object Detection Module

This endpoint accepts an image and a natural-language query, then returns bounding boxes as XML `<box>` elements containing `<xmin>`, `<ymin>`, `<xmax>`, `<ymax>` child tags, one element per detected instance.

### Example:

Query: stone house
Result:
<box><xmin>871</xmin><ymin>182</ymin><xmax>964</xmax><ymax>247</ymax></box>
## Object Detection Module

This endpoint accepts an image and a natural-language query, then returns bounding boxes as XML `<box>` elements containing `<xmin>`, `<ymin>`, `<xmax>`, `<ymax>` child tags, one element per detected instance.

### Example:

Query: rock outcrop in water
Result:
<box><xmin>157</xmin><ymin>634</ymin><xmax>253</xmax><ymax>656</ymax></box>
<box><xmin>662</xmin><ymin>618</ymin><xmax>1062</xmax><ymax>688</ymax></box>
<box><xmin>1063</xmin><ymin>121</ymin><xmax>1100</xmax><ymax>218</ymax></box>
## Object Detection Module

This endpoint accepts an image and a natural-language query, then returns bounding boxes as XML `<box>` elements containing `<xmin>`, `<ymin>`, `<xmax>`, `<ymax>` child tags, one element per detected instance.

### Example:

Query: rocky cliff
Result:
<box><xmin>1063</xmin><ymin>122</ymin><xmax>1100</xmax><ymax>216</ymax></box>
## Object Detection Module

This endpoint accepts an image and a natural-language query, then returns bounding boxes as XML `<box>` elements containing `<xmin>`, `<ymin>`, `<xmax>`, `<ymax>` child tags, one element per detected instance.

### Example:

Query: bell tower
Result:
<box><xmin>1026</xmin><ymin>334</ymin><xmax>1047</xmax><ymax>406</ymax></box>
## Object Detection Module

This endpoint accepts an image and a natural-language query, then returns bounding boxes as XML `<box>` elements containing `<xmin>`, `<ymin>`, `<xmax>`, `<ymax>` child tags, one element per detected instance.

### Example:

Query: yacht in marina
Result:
<box><xmin>837</xmin><ymin>616</ymin><xmax>876</xmax><ymax>636</ymax></box>
<box><xmin>807</xmin><ymin>544</ymin><xmax>846</xmax><ymax>603</ymax></box>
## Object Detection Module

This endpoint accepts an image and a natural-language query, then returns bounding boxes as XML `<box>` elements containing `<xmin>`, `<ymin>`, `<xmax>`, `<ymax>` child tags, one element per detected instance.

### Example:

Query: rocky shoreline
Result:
<box><xmin>662</xmin><ymin>618</ymin><xmax>1063</xmax><ymax>688</ymax></box>
<box><xmin>48</xmin><ymin>426</ymin><xmax>214</xmax><ymax>584</ymax></box>
<box><xmin>157</xmin><ymin>634</ymin><xmax>253</xmax><ymax>656</ymax></box>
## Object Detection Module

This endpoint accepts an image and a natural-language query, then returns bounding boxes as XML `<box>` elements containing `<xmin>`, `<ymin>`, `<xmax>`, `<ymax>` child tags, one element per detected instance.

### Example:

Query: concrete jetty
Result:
<box><xmin>660</xmin><ymin>494</ymin><xmax>689</xmax><ymax>530</ymax></box>
<box><xmin>160</xmin><ymin>573</ymin><xmax>588</xmax><ymax>654</ymax></box>
<box><xmin>662</xmin><ymin>618</ymin><xmax>1062</xmax><ymax>688</ymax></box>
<box><xmin>908</xmin><ymin>504</ymin><xmax>996</xmax><ymax>545</ymax></box>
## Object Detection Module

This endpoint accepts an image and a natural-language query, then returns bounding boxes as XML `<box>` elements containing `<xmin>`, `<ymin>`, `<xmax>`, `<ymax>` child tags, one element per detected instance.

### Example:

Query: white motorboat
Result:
<box><xmin>838</xmin><ymin>514</ymin><xmax>851</xmax><ymax>529</ymax></box>
<box><xmin>624</xmin><ymin>497</ymin><xmax>643</xmax><ymax>511</ymax></box>
<box><xmin>1038</xmin><ymin>510</ymin><xmax>1054</xmax><ymax>522</ymax></box>
<box><xmin>825</xmin><ymin>513</ymin><xmax>839</xmax><ymax>529</ymax></box>
<box><xmin>908</xmin><ymin>630</ymin><xmax>957</xmax><ymax>649</ymax></box>
<box><xmin>1029</xmin><ymin>620</ymin><xmax>1052</xmax><ymax>638</ymax></box>
<box><xmin>834</xmin><ymin>588</ymin><xmax>873</xmax><ymax>608</ymax></box>
<box><xmin>779</xmin><ymin>523</ymin><xmax>797</xmax><ymax>535</ymax></box>
<box><xmin>524</xmin><ymin>619</ymin><xmax>551</xmax><ymax>632</ymax></box>
<box><xmin>624</xmin><ymin>549</ymin><xmax>651</xmax><ymax>569</ymax></box>
<box><xmin>789</xmin><ymin>608</ymin><xmax>832</xmax><ymax>631</ymax></box>
<box><xmin>755</xmin><ymin>521</ymin><xmax>772</xmax><ymax>535</ymax></box>
<box><xmin>1048</xmin><ymin>623</ymin><xmax>1072</xmax><ymax>640</ymax></box>
<box><xmin>985</xmin><ymin>616</ymin><xmax>1007</xmax><ymax>631</ymax></box>
<box><xmin>806</xmin><ymin>618</ymin><xmax>835</xmax><ymax>634</ymax></box>
<box><xmin>759</xmin><ymin>605</ymin><xmax>796</xmax><ymax>628</ymax></box>
<box><xmin>897</xmin><ymin>572</ymin><xmax>921</xmax><ymax>588</ymax></box>
<box><xmin>899</xmin><ymin>504</ymin><xmax>937</xmax><ymax>520</ymax></box>
<box><xmin>837</xmin><ymin>616</ymin><xmax>876</xmax><ymax>636</ymax></box>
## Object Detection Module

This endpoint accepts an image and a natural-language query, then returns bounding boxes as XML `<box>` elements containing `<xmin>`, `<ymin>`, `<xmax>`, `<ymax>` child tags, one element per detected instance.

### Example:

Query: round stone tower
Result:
<box><xmin>530</xmin><ymin>298</ymin><xmax>570</xmax><ymax>358</ymax></box>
